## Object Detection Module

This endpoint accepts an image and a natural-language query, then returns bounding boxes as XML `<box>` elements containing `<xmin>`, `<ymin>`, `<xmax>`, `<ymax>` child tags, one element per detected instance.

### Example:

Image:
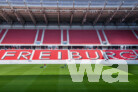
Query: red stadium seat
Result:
<box><xmin>1</xmin><ymin>29</ymin><xmax>37</xmax><ymax>44</ymax></box>
<box><xmin>43</xmin><ymin>30</ymin><xmax>61</xmax><ymax>44</ymax></box>
<box><xmin>104</xmin><ymin>30</ymin><xmax>138</xmax><ymax>44</ymax></box>
<box><xmin>1</xmin><ymin>29</ymin><xmax>138</xmax><ymax>45</ymax></box>
<box><xmin>69</xmin><ymin>30</ymin><xmax>100</xmax><ymax>44</ymax></box>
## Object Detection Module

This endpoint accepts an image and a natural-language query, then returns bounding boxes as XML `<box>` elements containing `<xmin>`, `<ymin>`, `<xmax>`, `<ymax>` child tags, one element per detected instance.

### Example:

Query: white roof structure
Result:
<box><xmin>0</xmin><ymin>0</ymin><xmax>137</xmax><ymax>26</ymax></box>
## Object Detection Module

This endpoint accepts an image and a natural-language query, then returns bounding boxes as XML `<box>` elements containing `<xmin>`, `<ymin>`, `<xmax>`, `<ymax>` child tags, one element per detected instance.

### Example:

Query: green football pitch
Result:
<box><xmin>0</xmin><ymin>64</ymin><xmax>138</xmax><ymax>92</ymax></box>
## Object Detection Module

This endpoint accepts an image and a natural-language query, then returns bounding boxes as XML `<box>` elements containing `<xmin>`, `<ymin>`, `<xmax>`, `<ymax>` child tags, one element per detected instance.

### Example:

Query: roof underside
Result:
<box><xmin>0</xmin><ymin>0</ymin><xmax>138</xmax><ymax>26</ymax></box>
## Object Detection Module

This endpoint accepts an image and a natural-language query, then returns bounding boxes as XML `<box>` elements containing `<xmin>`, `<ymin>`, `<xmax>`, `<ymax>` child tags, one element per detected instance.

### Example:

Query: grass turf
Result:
<box><xmin>0</xmin><ymin>64</ymin><xmax>138</xmax><ymax>92</ymax></box>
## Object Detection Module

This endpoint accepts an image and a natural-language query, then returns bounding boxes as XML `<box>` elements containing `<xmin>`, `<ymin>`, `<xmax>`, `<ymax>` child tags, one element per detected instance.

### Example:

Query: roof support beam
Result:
<box><xmin>6</xmin><ymin>0</ymin><xmax>25</xmax><ymax>25</ymax></box>
<box><xmin>120</xmin><ymin>3</ymin><xmax>138</xmax><ymax>23</ymax></box>
<box><xmin>70</xmin><ymin>0</ymin><xmax>75</xmax><ymax>25</ymax></box>
<box><xmin>82</xmin><ymin>1</ymin><xmax>91</xmax><ymax>25</ymax></box>
<box><xmin>1</xmin><ymin>8</ymin><xmax>138</xmax><ymax>12</ymax></box>
<box><xmin>58</xmin><ymin>12</ymin><xmax>60</xmax><ymax>25</ymax></box>
<box><xmin>0</xmin><ymin>10</ymin><xmax>12</xmax><ymax>24</ymax></box>
<box><xmin>24</xmin><ymin>0</ymin><xmax>36</xmax><ymax>25</ymax></box>
<box><xmin>41</xmin><ymin>0</ymin><xmax>48</xmax><ymax>25</ymax></box>
<box><xmin>28</xmin><ymin>11</ymin><xmax>36</xmax><ymax>25</ymax></box>
<box><xmin>43</xmin><ymin>13</ymin><xmax>48</xmax><ymax>25</ymax></box>
<box><xmin>105</xmin><ymin>1</ymin><xmax>124</xmax><ymax>24</ymax></box>
<box><xmin>57</xmin><ymin>0</ymin><xmax>60</xmax><ymax>25</ymax></box>
<box><xmin>82</xmin><ymin>12</ymin><xmax>88</xmax><ymax>25</ymax></box>
<box><xmin>70</xmin><ymin>12</ymin><xmax>74</xmax><ymax>25</ymax></box>
<box><xmin>93</xmin><ymin>0</ymin><xmax>107</xmax><ymax>25</ymax></box>
<box><xmin>14</xmin><ymin>12</ymin><xmax>25</xmax><ymax>25</ymax></box>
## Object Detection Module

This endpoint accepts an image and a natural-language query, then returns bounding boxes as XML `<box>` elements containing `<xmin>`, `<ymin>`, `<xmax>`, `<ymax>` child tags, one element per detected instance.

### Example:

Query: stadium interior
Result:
<box><xmin>0</xmin><ymin>0</ymin><xmax>138</xmax><ymax>50</ymax></box>
<box><xmin>0</xmin><ymin>0</ymin><xmax>138</xmax><ymax>92</ymax></box>
<box><xmin>0</xmin><ymin>29</ymin><xmax>138</xmax><ymax>50</ymax></box>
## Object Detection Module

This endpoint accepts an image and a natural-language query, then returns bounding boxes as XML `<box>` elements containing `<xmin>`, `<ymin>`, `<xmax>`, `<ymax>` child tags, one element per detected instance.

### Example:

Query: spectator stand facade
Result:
<box><xmin>0</xmin><ymin>25</ymin><xmax>138</xmax><ymax>50</ymax></box>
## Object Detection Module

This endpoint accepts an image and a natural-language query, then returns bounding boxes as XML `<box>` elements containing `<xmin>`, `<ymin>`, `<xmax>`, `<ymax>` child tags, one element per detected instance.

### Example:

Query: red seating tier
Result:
<box><xmin>104</xmin><ymin>30</ymin><xmax>138</xmax><ymax>44</ymax></box>
<box><xmin>63</xmin><ymin>30</ymin><xmax>67</xmax><ymax>41</ymax></box>
<box><xmin>43</xmin><ymin>30</ymin><xmax>61</xmax><ymax>44</ymax></box>
<box><xmin>1</xmin><ymin>29</ymin><xmax>37</xmax><ymax>44</ymax></box>
<box><xmin>69</xmin><ymin>30</ymin><xmax>100</xmax><ymax>44</ymax></box>
<box><xmin>0</xmin><ymin>29</ymin><xmax>138</xmax><ymax>45</ymax></box>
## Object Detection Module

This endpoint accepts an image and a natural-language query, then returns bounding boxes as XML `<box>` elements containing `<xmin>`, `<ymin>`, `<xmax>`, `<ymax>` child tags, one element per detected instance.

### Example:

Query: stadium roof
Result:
<box><xmin>0</xmin><ymin>0</ymin><xmax>138</xmax><ymax>26</ymax></box>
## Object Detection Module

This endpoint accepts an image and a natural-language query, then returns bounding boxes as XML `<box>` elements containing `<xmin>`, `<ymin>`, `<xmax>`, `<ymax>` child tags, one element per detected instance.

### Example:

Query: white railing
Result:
<box><xmin>132</xmin><ymin>30</ymin><xmax>138</xmax><ymax>39</ymax></box>
<box><xmin>61</xmin><ymin>29</ymin><xmax>63</xmax><ymax>44</ymax></box>
<box><xmin>34</xmin><ymin>29</ymin><xmax>39</xmax><ymax>44</ymax></box>
<box><xmin>67</xmin><ymin>29</ymin><xmax>69</xmax><ymax>45</ymax></box>
<box><xmin>96</xmin><ymin>30</ymin><xmax>102</xmax><ymax>44</ymax></box>
<box><xmin>102</xmin><ymin>29</ymin><xmax>109</xmax><ymax>45</ymax></box>
<box><xmin>0</xmin><ymin>29</ymin><xmax>8</xmax><ymax>43</ymax></box>
<box><xmin>0</xmin><ymin>28</ymin><xmax>2</xmax><ymax>33</ymax></box>
<box><xmin>41</xmin><ymin>29</ymin><xmax>45</xmax><ymax>45</ymax></box>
